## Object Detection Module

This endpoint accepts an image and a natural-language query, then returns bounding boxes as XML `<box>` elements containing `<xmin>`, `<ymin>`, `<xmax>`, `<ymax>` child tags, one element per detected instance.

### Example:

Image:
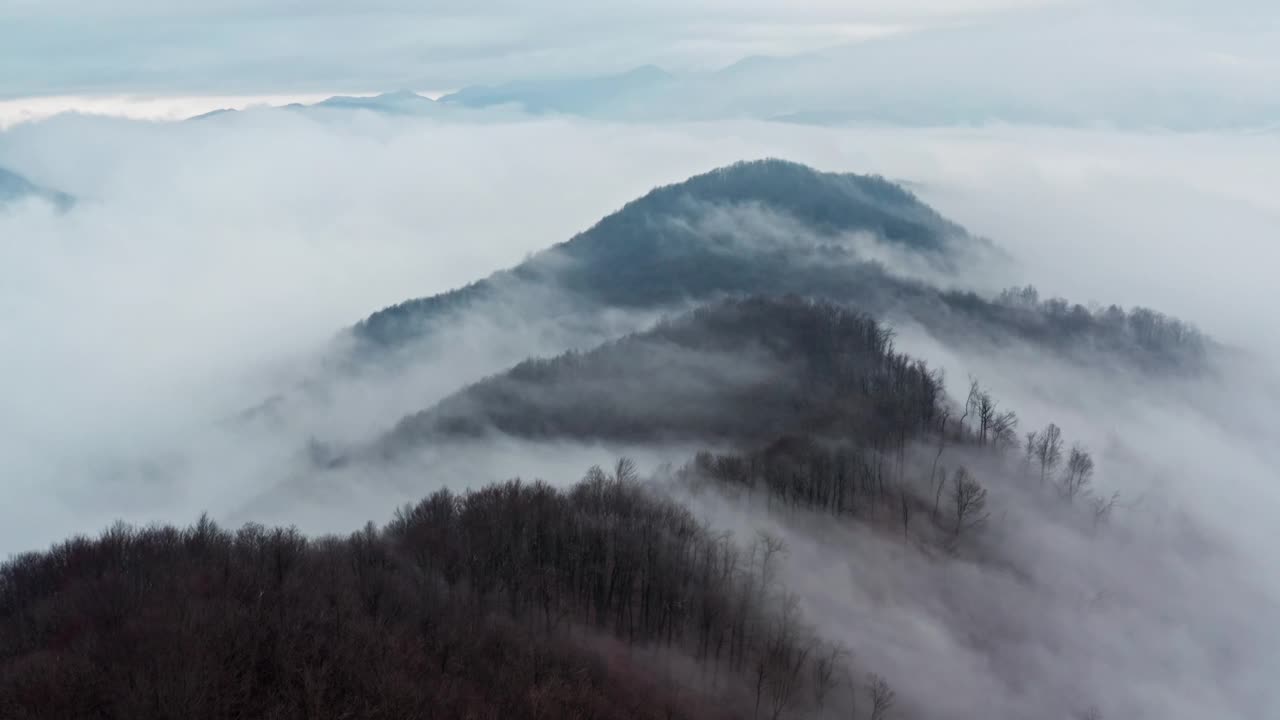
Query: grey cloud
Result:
<box><xmin>13</xmin><ymin>0</ymin><xmax>1272</xmax><ymax>128</ymax></box>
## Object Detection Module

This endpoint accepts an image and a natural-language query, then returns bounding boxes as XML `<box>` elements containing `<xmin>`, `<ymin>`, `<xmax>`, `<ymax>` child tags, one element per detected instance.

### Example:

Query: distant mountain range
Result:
<box><xmin>187</xmin><ymin>89</ymin><xmax>512</xmax><ymax>123</ymax></box>
<box><xmin>433</xmin><ymin>17</ymin><xmax>1280</xmax><ymax>129</ymax></box>
<box><xmin>194</xmin><ymin>17</ymin><xmax>1278</xmax><ymax>130</ymax></box>
<box><xmin>0</xmin><ymin>166</ymin><xmax>74</xmax><ymax>210</ymax></box>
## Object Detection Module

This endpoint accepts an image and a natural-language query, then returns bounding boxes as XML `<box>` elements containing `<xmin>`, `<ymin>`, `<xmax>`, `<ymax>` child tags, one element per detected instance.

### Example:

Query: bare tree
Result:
<box><xmin>1060</xmin><ymin>444</ymin><xmax>1095</xmax><ymax>501</ymax></box>
<box><xmin>614</xmin><ymin>456</ymin><xmax>638</xmax><ymax>483</ymax></box>
<box><xmin>755</xmin><ymin>531</ymin><xmax>788</xmax><ymax>591</ymax></box>
<box><xmin>929</xmin><ymin>407</ymin><xmax>950</xmax><ymax>484</ymax></box>
<box><xmin>900</xmin><ymin>485</ymin><xmax>912</xmax><ymax>539</ymax></box>
<box><xmin>812</xmin><ymin>645</ymin><xmax>848</xmax><ymax>709</ymax></box>
<box><xmin>867</xmin><ymin>674</ymin><xmax>896</xmax><ymax>720</ymax></box>
<box><xmin>764</xmin><ymin>597</ymin><xmax>814</xmax><ymax>720</ymax></box>
<box><xmin>964</xmin><ymin>379</ymin><xmax>1017</xmax><ymax>449</ymax></box>
<box><xmin>932</xmin><ymin>464</ymin><xmax>948</xmax><ymax>524</ymax></box>
<box><xmin>958</xmin><ymin>378</ymin><xmax>980</xmax><ymax>437</ymax></box>
<box><xmin>976</xmin><ymin>389</ymin><xmax>996</xmax><ymax>446</ymax></box>
<box><xmin>1034</xmin><ymin>423</ymin><xmax>1064</xmax><ymax>486</ymax></box>
<box><xmin>929</xmin><ymin>405</ymin><xmax>951</xmax><ymax>524</ymax></box>
<box><xmin>951</xmin><ymin>467</ymin><xmax>990</xmax><ymax>542</ymax></box>
<box><xmin>990</xmin><ymin>410</ymin><xmax>1019</xmax><ymax>449</ymax></box>
<box><xmin>1023</xmin><ymin>431</ymin><xmax>1039</xmax><ymax>474</ymax></box>
<box><xmin>1091</xmin><ymin>492</ymin><xmax>1120</xmax><ymax>529</ymax></box>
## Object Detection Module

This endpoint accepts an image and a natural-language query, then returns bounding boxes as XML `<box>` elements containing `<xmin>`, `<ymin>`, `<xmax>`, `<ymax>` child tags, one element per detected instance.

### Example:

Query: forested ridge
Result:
<box><xmin>0</xmin><ymin>466</ymin><xmax>869</xmax><ymax>720</ymax></box>
<box><xmin>382</xmin><ymin>296</ymin><xmax>941</xmax><ymax>452</ymax></box>
<box><xmin>353</xmin><ymin>160</ymin><xmax>1205</xmax><ymax>372</ymax></box>
<box><xmin>1</xmin><ymin>293</ymin><xmax>1120</xmax><ymax>719</ymax></box>
<box><xmin>0</xmin><ymin>162</ymin><xmax>1188</xmax><ymax>720</ymax></box>
<box><xmin>353</xmin><ymin>159</ymin><xmax>969</xmax><ymax>350</ymax></box>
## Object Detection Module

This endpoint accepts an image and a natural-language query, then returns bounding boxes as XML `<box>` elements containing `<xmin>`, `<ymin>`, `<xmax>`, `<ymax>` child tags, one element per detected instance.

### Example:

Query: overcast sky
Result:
<box><xmin>2</xmin><ymin>0</ymin><xmax>1277</xmax><ymax>121</ymax></box>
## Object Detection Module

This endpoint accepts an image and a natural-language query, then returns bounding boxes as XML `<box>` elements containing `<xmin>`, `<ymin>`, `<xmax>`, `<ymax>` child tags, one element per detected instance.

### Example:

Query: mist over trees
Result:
<box><xmin>1</xmin><ymin>156</ymin><xmax>1246</xmax><ymax>719</ymax></box>
<box><xmin>378</xmin><ymin>297</ymin><xmax>1111</xmax><ymax>532</ymax></box>
<box><xmin>381</xmin><ymin>296</ymin><xmax>942</xmax><ymax>453</ymax></box>
<box><xmin>0</xmin><ymin>465</ymin><xmax>871</xmax><ymax>720</ymax></box>
<box><xmin>1</xmin><ymin>289</ymin><xmax>1121</xmax><ymax>719</ymax></box>
<box><xmin>352</xmin><ymin>161</ymin><xmax>1207</xmax><ymax>373</ymax></box>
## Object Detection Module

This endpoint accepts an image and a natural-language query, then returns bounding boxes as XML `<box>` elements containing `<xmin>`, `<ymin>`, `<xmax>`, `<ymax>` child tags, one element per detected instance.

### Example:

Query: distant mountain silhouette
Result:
<box><xmin>184</xmin><ymin>91</ymin><xmax>442</xmax><ymax>122</ymax></box>
<box><xmin>432</xmin><ymin>23</ymin><xmax>1280</xmax><ymax>130</ymax></box>
<box><xmin>0</xmin><ymin>166</ymin><xmax>74</xmax><ymax>210</ymax></box>
<box><xmin>312</xmin><ymin>90</ymin><xmax>438</xmax><ymax>115</ymax></box>
<box><xmin>440</xmin><ymin>65</ymin><xmax>673</xmax><ymax>114</ymax></box>
<box><xmin>186</xmin><ymin>107</ymin><xmax>237</xmax><ymax>121</ymax></box>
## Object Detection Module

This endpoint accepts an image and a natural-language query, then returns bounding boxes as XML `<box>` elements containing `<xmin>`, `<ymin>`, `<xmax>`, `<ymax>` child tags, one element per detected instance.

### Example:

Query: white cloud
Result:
<box><xmin>2</xmin><ymin>110</ymin><xmax>1276</xmax><ymax>545</ymax></box>
<box><xmin>0</xmin><ymin>92</ymin><xmax>370</xmax><ymax>128</ymax></box>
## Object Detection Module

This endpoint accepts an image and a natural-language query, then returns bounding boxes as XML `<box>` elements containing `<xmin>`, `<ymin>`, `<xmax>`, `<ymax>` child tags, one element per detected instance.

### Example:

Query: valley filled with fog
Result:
<box><xmin>2</xmin><ymin>3</ymin><xmax>1279</xmax><ymax>718</ymax></box>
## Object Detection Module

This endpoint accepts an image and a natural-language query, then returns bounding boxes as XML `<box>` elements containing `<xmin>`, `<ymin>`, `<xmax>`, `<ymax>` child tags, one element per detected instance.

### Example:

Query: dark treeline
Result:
<box><xmin>685</xmin><ymin>373</ymin><xmax>1110</xmax><ymax>549</ymax></box>
<box><xmin>1</xmin><ymin>464</ymin><xmax>866</xmax><ymax>720</ymax></box>
<box><xmin>352</xmin><ymin>161</ymin><xmax>1204</xmax><ymax>373</ymax></box>
<box><xmin>382</xmin><ymin>296</ymin><xmax>1109</xmax><ymax>532</ymax></box>
<box><xmin>383</xmin><ymin>293</ymin><xmax>1109</xmax><ymax>544</ymax></box>
<box><xmin>691</xmin><ymin>437</ymin><xmax>912</xmax><ymax>521</ymax></box>
<box><xmin>987</xmin><ymin>285</ymin><xmax>1206</xmax><ymax>364</ymax></box>
<box><xmin>381</xmin><ymin>296</ymin><xmax>943</xmax><ymax>454</ymax></box>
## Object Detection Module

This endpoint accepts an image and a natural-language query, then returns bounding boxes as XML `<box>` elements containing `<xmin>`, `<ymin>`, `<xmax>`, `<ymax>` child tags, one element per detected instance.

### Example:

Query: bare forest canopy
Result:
<box><xmin>0</xmin><ymin>467</ymin><xmax>834</xmax><ymax>720</ymax></box>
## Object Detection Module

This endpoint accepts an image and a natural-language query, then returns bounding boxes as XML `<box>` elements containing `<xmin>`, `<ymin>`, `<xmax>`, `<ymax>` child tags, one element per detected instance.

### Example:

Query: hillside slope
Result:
<box><xmin>352</xmin><ymin>160</ymin><xmax>1203</xmax><ymax>372</ymax></box>
<box><xmin>380</xmin><ymin>296</ymin><xmax>939</xmax><ymax>454</ymax></box>
<box><xmin>0</xmin><ymin>166</ymin><xmax>73</xmax><ymax>210</ymax></box>
<box><xmin>354</xmin><ymin>158</ymin><xmax>979</xmax><ymax>349</ymax></box>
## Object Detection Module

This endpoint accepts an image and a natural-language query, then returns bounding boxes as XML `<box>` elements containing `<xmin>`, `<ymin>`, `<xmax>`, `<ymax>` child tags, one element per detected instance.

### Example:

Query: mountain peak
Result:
<box><xmin>379</xmin><ymin>89</ymin><xmax>428</xmax><ymax>100</ymax></box>
<box><xmin>564</xmin><ymin>158</ymin><xmax>968</xmax><ymax>259</ymax></box>
<box><xmin>353</xmin><ymin>160</ymin><xmax>975</xmax><ymax>348</ymax></box>
<box><xmin>314</xmin><ymin>90</ymin><xmax>435</xmax><ymax>114</ymax></box>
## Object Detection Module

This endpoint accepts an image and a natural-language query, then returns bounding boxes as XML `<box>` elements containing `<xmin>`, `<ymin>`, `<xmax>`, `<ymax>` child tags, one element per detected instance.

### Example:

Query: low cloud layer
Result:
<box><xmin>2</xmin><ymin>103</ymin><xmax>1278</xmax><ymax>718</ymax></box>
<box><xmin>3</xmin><ymin>111</ymin><xmax>1279</xmax><ymax>549</ymax></box>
